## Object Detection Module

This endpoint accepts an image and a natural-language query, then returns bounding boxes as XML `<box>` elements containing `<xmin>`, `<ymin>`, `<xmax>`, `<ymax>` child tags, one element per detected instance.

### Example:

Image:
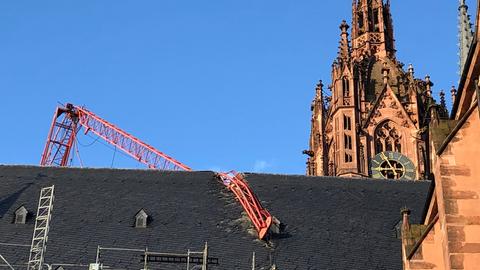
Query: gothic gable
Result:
<box><xmin>363</xmin><ymin>84</ymin><xmax>417</xmax><ymax>130</ymax></box>
<box><xmin>305</xmin><ymin>0</ymin><xmax>428</xmax><ymax>178</ymax></box>
<box><xmin>342</xmin><ymin>65</ymin><xmax>353</xmax><ymax>78</ymax></box>
<box><xmin>361</xmin><ymin>58</ymin><xmax>409</xmax><ymax>102</ymax></box>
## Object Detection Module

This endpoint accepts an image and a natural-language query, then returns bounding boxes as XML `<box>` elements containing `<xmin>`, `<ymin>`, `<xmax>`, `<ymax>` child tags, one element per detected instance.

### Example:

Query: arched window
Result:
<box><xmin>343</xmin><ymin>115</ymin><xmax>352</xmax><ymax>130</ymax></box>
<box><xmin>373</xmin><ymin>8</ymin><xmax>380</xmax><ymax>32</ymax></box>
<box><xmin>358</xmin><ymin>12</ymin><xmax>364</xmax><ymax>34</ymax></box>
<box><xmin>375</xmin><ymin>139</ymin><xmax>383</xmax><ymax>154</ymax></box>
<box><xmin>344</xmin><ymin>134</ymin><xmax>353</xmax><ymax>150</ymax></box>
<box><xmin>367</xmin><ymin>7</ymin><xmax>381</xmax><ymax>32</ymax></box>
<box><xmin>385</xmin><ymin>138</ymin><xmax>393</xmax><ymax>151</ymax></box>
<box><xmin>375</xmin><ymin>121</ymin><xmax>402</xmax><ymax>154</ymax></box>
<box><xmin>395</xmin><ymin>140</ymin><xmax>402</xmax><ymax>153</ymax></box>
<box><xmin>342</xmin><ymin>77</ymin><xmax>350</xmax><ymax>97</ymax></box>
<box><xmin>345</xmin><ymin>153</ymin><xmax>353</xmax><ymax>163</ymax></box>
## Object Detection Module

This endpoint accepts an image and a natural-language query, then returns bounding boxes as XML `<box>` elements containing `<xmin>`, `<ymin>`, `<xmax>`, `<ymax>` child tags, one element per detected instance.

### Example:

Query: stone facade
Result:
<box><xmin>304</xmin><ymin>0</ymin><xmax>445</xmax><ymax>180</ymax></box>
<box><xmin>400</xmin><ymin>1</ymin><xmax>480</xmax><ymax>269</ymax></box>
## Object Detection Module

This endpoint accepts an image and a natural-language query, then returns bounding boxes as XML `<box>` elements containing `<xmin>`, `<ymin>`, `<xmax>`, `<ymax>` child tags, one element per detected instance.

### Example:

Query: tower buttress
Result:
<box><xmin>305</xmin><ymin>81</ymin><xmax>327</xmax><ymax>176</ymax></box>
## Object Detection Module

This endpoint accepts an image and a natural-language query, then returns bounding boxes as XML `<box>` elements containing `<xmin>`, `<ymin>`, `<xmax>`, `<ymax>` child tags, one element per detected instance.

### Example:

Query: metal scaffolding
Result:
<box><xmin>27</xmin><ymin>185</ymin><xmax>55</xmax><ymax>270</ymax></box>
<box><xmin>93</xmin><ymin>243</ymin><xmax>217</xmax><ymax>270</ymax></box>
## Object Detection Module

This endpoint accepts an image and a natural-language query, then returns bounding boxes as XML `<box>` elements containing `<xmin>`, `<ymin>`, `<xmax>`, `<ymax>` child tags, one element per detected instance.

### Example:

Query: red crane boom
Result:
<box><xmin>41</xmin><ymin>104</ymin><xmax>190</xmax><ymax>171</ymax></box>
<box><xmin>40</xmin><ymin>103</ymin><xmax>275</xmax><ymax>239</ymax></box>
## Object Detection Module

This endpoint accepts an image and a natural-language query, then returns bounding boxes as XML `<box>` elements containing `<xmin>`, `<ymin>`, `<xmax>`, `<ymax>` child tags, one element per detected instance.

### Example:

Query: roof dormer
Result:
<box><xmin>134</xmin><ymin>209</ymin><xmax>149</xmax><ymax>228</ymax></box>
<box><xmin>14</xmin><ymin>206</ymin><xmax>28</xmax><ymax>224</ymax></box>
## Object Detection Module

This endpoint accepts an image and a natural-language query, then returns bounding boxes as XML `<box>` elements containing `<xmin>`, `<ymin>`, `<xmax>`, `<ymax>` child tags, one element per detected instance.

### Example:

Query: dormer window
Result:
<box><xmin>135</xmin><ymin>209</ymin><xmax>149</xmax><ymax>228</ymax></box>
<box><xmin>14</xmin><ymin>206</ymin><xmax>28</xmax><ymax>224</ymax></box>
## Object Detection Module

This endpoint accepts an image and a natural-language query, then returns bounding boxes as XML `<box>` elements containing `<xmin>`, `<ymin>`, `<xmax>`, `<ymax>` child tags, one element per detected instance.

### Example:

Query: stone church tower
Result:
<box><xmin>304</xmin><ymin>0</ymin><xmax>446</xmax><ymax>180</ymax></box>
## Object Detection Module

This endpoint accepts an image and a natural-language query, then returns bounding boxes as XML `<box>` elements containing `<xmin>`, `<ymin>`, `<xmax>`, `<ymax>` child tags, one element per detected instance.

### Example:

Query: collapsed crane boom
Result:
<box><xmin>216</xmin><ymin>171</ymin><xmax>273</xmax><ymax>239</ymax></box>
<box><xmin>40</xmin><ymin>103</ymin><xmax>274</xmax><ymax>239</ymax></box>
<box><xmin>41</xmin><ymin>104</ymin><xmax>191</xmax><ymax>171</ymax></box>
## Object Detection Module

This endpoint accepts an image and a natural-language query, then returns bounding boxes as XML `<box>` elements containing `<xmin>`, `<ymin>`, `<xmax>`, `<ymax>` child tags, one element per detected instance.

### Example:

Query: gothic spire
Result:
<box><xmin>451</xmin><ymin>86</ymin><xmax>457</xmax><ymax>104</ymax></box>
<box><xmin>459</xmin><ymin>0</ymin><xmax>474</xmax><ymax>75</ymax></box>
<box><xmin>439</xmin><ymin>90</ymin><xmax>449</xmax><ymax>118</ymax></box>
<box><xmin>315</xmin><ymin>80</ymin><xmax>325</xmax><ymax>102</ymax></box>
<box><xmin>338</xmin><ymin>20</ymin><xmax>351</xmax><ymax>64</ymax></box>
<box><xmin>351</xmin><ymin>0</ymin><xmax>396</xmax><ymax>59</ymax></box>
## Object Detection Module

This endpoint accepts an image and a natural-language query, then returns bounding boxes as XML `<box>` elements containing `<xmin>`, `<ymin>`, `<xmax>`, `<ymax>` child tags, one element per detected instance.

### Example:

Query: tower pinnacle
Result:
<box><xmin>459</xmin><ymin>0</ymin><xmax>474</xmax><ymax>75</ymax></box>
<box><xmin>338</xmin><ymin>20</ymin><xmax>351</xmax><ymax>64</ymax></box>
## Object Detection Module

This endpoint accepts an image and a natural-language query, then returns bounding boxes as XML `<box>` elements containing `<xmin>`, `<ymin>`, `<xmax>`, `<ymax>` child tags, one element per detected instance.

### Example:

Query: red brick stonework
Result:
<box><xmin>304</xmin><ymin>0</ymin><xmax>442</xmax><ymax>180</ymax></box>
<box><xmin>400</xmin><ymin>1</ymin><xmax>480</xmax><ymax>268</ymax></box>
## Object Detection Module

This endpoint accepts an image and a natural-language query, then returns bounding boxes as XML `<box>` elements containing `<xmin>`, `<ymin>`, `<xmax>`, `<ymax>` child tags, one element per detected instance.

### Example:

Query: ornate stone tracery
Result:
<box><xmin>305</xmin><ymin>0</ymin><xmax>429</xmax><ymax>178</ymax></box>
<box><xmin>375</xmin><ymin>121</ymin><xmax>402</xmax><ymax>154</ymax></box>
<box><xmin>396</xmin><ymin>111</ymin><xmax>404</xmax><ymax>119</ymax></box>
<box><xmin>390</xmin><ymin>101</ymin><xmax>399</xmax><ymax>109</ymax></box>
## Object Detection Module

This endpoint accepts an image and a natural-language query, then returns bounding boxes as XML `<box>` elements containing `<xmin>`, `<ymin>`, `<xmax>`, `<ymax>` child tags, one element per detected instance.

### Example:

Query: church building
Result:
<box><xmin>1</xmin><ymin>1</ymin><xmax>479</xmax><ymax>270</ymax></box>
<box><xmin>304</xmin><ymin>0</ymin><xmax>448</xmax><ymax>180</ymax></box>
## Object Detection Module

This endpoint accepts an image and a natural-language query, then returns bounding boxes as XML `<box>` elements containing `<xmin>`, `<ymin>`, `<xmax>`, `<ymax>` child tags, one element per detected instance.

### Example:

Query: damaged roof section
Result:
<box><xmin>0</xmin><ymin>165</ymin><xmax>430</xmax><ymax>269</ymax></box>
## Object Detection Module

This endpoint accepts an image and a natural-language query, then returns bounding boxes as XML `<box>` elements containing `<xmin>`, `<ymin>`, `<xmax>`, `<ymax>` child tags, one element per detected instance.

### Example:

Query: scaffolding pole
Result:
<box><xmin>251</xmin><ymin>252</ymin><xmax>255</xmax><ymax>270</ymax></box>
<box><xmin>143</xmin><ymin>248</ymin><xmax>148</xmax><ymax>270</ymax></box>
<box><xmin>202</xmin><ymin>242</ymin><xmax>208</xmax><ymax>270</ymax></box>
<box><xmin>94</xmin><ymin>244</ymin><xmax>217</xmax><ymax>270</ymax></box>
<box><xmin>0</xmin><ymin>254</ymin><xmax>15</xmax><ymax>270</ymax></box>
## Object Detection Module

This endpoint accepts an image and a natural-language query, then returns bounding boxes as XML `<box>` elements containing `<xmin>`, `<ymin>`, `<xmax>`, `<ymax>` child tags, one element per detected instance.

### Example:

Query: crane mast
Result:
<box><xmin>40</xmin><ymin>103</ymin><xmax>275</xmax><ymax>239</ymax></box>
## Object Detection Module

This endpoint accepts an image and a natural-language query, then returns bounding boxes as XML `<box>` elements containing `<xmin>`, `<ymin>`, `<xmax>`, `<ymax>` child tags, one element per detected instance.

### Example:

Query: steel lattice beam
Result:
<box><xmin>40</xmin><ymin>104</ymin><xmax>190</xmax><ymax>171</ymax></box>
<box><xmin>216</xmin><ymin>171</ymin><xmax>272</xmax><ymax>239</ymax></box>
<box><xmin>40</xmin><ymin>107</ymin><xmax>78</xmax><ymax>167</ymax></box>
<box><xmin>40</xmin><ymin>103</ymin><xmax>274</xmax><ymax>239</ymax></box>
<box><xmin>75</xmin><ymin>105</ymin><xmax>191</xmax><ymax>171</ymax></box>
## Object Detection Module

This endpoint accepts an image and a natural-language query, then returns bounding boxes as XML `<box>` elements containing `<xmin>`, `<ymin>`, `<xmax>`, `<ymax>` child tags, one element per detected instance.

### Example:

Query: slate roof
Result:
<box><xmin>0</xmin><ymin>165</ymin><xmax>431</xmax><ymax>270</ymax></box>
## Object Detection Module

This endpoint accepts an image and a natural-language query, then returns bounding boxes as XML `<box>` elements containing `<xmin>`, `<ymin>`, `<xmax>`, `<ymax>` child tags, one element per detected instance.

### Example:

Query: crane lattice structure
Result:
<box><xmin>41</xmin><ymin>104</ymin><xmax>190</xmax><ymax>171</ymax></box>
<box><xmin>27</xmin><ymin>185</ymin><xmax>55</xmax><ymax>270</ymax></box>
<box><xmin>40</xmin><ymin>103</ymin><xmax>275</xmax><ymax>239</ymax></box>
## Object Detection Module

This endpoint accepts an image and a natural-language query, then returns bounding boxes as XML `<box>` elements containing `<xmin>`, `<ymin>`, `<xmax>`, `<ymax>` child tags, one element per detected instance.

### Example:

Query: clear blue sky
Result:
<box><xmin>0</xmin><ymin>0</ymin><xmax>474</xmax><ymax>174</ymax></box>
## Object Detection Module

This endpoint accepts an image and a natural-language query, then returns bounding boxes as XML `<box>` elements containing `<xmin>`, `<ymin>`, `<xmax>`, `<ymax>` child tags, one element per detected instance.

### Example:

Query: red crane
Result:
<box><xmin>40</xmin><ymin>103</ymin><xmax>275</xmax><ymax>239</ymax></box>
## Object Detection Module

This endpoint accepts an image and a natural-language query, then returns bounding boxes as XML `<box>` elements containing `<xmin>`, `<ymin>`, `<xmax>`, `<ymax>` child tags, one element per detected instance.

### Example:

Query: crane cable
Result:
<box><xmin>76</xmin><ymin>134</ymin><xmax>100</xmax><ymax>147</ymax></box>
<box><xmin>110</xmin><ymin>146</ymin><xmax>117</xmax><ymax>168</ymax></box>
<box><xmin>73</xmin><ymin>137</ymin><xmax>84</xmax><ymax>168</ymax></box>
